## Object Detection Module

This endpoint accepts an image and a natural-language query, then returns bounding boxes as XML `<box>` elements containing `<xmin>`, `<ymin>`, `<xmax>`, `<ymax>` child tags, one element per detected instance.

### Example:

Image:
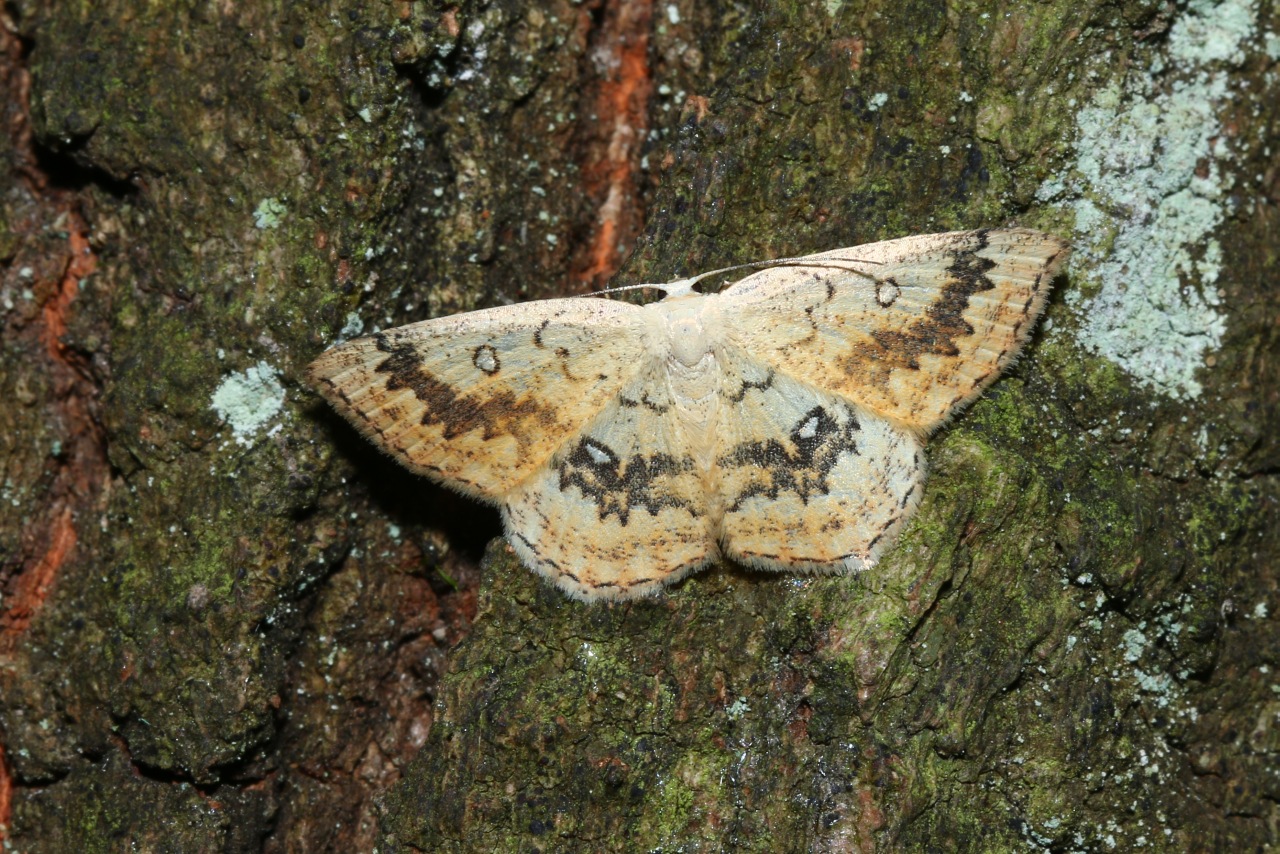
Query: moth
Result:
<box><xmin>308</xmin><ymin>228</ymin><xmax>1069</xmax><ymax>601</ymax></box>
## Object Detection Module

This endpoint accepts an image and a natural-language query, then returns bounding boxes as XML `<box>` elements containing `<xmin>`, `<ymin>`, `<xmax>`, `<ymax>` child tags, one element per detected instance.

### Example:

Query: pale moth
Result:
<box><xmin>308</xmin><ymin>228</ymin><xmax>1069</xmax><ymax>601</ymax></box>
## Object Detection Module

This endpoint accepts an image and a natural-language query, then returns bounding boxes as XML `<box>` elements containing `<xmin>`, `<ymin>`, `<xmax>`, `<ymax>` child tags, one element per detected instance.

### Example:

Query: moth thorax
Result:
<box><xmin>666</xmin><ymin>313</ymin><xmax>711</xmax><ymax>368</ymax></box>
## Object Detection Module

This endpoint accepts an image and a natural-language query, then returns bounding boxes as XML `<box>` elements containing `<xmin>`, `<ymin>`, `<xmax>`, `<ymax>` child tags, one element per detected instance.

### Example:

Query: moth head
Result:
<box><xmin>658</xmin><ymin>277</ymin><xmax>700</xmax><ymax>301</ymax></box>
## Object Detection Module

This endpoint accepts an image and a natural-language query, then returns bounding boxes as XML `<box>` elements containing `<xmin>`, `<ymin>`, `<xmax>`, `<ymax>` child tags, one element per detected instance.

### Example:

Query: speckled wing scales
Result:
<box><xmin>718</xmin><ymin>228</ymin><xmax>1069</xmax><ymax>433</ymax></box>
<box><xmin>714</xmin><ymin>348</ymin><xmax>925</xmax><ymax>573</ymax></box>
<box><xmin>307</xmin><ymin>299</ymin><xmax>651</xmax><ymax>498</ymax></box>
<box><xmin>503</xmin><ymin>365</ymin><xmax>714</xmax><ymax>601</ymax></box>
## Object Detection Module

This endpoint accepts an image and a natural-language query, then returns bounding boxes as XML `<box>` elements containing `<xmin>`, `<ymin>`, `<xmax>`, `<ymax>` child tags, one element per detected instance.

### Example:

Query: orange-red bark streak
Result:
<box><xmin>41</xmin><ymin>209</ymin><xmax>96</xmax><ymax>359</ymax></box>
<box><xmin>0</xmin><ymin>740</ymin><xmax>9</xmax><ymax>842</ymax></box>
<box><xmin>2</xmin><ymin>205</ymin><xmax>98</xmax><ymax>647</ymax></box>
<box><xmin>2</xmin><ymin>508</ymin><xmax>76</xmax><ymax>641</ymax></box>
<box><xmin>576</xmin><ymin>0</ymin><xmax>654</xmax><ymax>287</ymax></box>
<box><xmin>0</xmin><ymin>25</ymin><xmax>106</xmax><ymax>844</ymax></box>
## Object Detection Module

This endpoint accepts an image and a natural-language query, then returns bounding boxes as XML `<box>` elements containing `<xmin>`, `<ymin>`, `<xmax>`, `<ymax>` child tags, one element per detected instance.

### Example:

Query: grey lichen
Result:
<box><xmin>1036</xmin><ymin>0</ymin><xmax>1261</xmax><ymax>400</ymax></box>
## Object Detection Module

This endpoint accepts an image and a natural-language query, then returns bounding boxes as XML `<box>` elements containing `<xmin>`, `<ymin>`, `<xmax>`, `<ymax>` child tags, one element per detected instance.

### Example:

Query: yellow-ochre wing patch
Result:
<box><xmin>503</xmin><ymin>364</ymin><xmax>715</xmax><ymax>600</ymax></box>
<box><xmin>718</xmin><ymin>228</ymin><xmax>1068</xmax><ymax>433</ymax></box>
<box><xmin>713</xmin><ymin>348</ymin><xmax>925</xmax><ymax>573</ymax></box>
<box><xmin>307</xmin><ymin>299</ymin><xmax>651</xmax><ymax>497</ymax></box>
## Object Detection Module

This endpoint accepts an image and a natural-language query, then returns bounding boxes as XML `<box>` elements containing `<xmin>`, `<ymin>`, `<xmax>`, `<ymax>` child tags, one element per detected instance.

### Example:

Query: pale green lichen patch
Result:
<box><xmin>1167</xmin><ymin>0</ymin><xmax>1257</xmax><ymax>65</ymax></box>
<box><xmin>210</xmin><ymin>361</ymin><xmax>285</xmax><ymax>445</ymax></box>
<box><xmin>1266</xmin><ymin>31</ymin><xmax>1280</xmax><ymax>59</ymax></box>
<box><xmin>1036</xmin><ymin>0</ymin><xmax>1260</xmax><ymax>400</ymax></box>
<box><xmin>339</xmin><ymin>311</ymin><xmax>365</xmax><ymax>340</ymax></box>
<box><xmin>252</xmin><ymin>197</ymin><xmax>287</xmax><ymax>229</ymax></box>
<box><xmin>1121</xmin><ymin>628</ymin><xmax>1147</xmax><ymax>663</ymax></box>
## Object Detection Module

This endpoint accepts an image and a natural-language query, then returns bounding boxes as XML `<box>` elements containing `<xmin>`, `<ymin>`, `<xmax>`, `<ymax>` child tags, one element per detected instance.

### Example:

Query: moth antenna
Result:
<box><xmin>576</xmin><ymin>255</ymin><xmax>888</xmax><ymax>300</ymax></box>
<box><xmin>576</xmin><ymin>281</ymin><xmax>671</xmax><ymax>299</ymax></box>
<box><xmin>682</xmin><ymin>254</ymin><xmax>885</xmax><ymax>287</ymax></box>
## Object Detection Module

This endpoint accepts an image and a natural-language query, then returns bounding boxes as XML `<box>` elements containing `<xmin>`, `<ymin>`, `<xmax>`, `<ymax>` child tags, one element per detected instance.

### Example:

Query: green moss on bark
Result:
<box><xmin>2</xmin><ymin>0</ymin><xmax>1276</xmax><ymax>850</ymax></box>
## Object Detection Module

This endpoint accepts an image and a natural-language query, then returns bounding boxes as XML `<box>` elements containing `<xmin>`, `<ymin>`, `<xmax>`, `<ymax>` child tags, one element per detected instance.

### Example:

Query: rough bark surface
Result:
<box><xmin>0</xmin><ymin>0</ymin><xmax>1276</xmax><ymax>852</ymax></box>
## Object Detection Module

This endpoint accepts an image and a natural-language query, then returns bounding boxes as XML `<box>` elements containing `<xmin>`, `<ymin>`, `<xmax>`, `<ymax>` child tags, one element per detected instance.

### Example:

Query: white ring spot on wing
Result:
<box><xmin>876</xmin><ymin>278</ymin><xmax>901</xmax><ymax>307</ymax></box>
<box><xmin>473</xmin><ymin>344</ymin><xmax>499</xmax><ymax>374</ymax></box>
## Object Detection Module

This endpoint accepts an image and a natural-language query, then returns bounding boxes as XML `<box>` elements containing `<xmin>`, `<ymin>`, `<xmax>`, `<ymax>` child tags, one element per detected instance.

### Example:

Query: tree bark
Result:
<box><xmin>0</xmin><ymin>0</ymin><xmax>1276</xmax><ymax>851</ymax></box>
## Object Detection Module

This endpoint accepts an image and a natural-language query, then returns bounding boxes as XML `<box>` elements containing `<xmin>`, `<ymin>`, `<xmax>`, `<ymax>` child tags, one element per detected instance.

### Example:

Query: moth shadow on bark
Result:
<box><xmin>720</xmin><ymin>560</ymin><xmax>871</xmax><ymax>599</ymax></box>
<box><xmin>308</xmin><ymin>400</ymin><xmax>501</xmax><ymax>592</ymax></box>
